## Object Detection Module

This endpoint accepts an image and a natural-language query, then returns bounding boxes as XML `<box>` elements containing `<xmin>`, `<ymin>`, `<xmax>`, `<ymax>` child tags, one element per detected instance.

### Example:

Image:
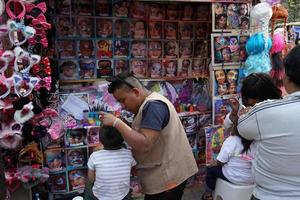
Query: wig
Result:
<box><xmin>270</xmin><ymin>33</ymin><xmax>285</xmax><ymax>88</ymax></box>
<box><xmin>250</xmin><ymin>2</ymin><xmax>272</xmax><ymax>35</ymax></box>
<box><xmin>244</xmin><ymin>33</ymin><xmax>272</xmax><ymax>76</ymax></box>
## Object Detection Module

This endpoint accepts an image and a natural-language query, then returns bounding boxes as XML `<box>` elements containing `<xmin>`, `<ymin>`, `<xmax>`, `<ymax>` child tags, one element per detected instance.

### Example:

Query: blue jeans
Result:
<box><xmin>205</xmin><ymin>165</ymin><xmax>229</xmax><ymax>191</ymax></box>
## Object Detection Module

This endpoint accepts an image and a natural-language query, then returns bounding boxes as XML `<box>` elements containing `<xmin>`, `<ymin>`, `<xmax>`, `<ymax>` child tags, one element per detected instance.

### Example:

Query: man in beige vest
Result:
<box><xmin>100</xmin><ymin>73</ymin><xmax>198</xmax><ymax>200</ymax></box>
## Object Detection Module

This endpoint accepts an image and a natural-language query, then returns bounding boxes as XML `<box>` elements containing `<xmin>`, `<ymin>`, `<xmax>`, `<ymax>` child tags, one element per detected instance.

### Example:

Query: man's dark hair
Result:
<box><xmin>283</xmin><ymin>45</ymin><xmax>300</xmax><ymax>87</ymax></box>
<box><xmin>241</xmin><ymin>73</ymin><xmax>282</xmax><ymax>105</ymax></box>
<box><xmin>106</xmin><ymin>72</ymin><xmax>144</xmax><ymax>93</ymax></box>
<box><xmin>99</xmin><ymin>126</ymin><xmax>124</xmax><ymax>150</ymax></box>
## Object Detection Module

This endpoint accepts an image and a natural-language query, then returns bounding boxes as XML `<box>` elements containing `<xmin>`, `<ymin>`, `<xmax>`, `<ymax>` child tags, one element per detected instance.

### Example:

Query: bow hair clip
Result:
<box><xmin>0</xmin><ymin>50</ymin><xmax>14</xmax><ymax>74</ymax></box>
<box><xmin>35</xmin><ymin>76</ymin><xmax>51</xmax><ymax>91</ymax></box>
<box><xmin>28</xmin><ymin>32</ymin><xmax>48</xmax><ymax>47</ymax></box>
<box><xmin>7</xmin><ymin>20</ymin><xmax>36</xmax><ymax>46</ymax></box>
<box><xmin>31</xmin><ymin>57</ymin><xmax>51</xmax><ymax>77</ymax></box>
<box><xmin>0</xmin><ymin>74</ymin><xmax>13</xmax><ymax>99</ymax></box>
<box><xmin>25</xmin><ymin>2</ymin><xmax>47</xmax><ymax>20</ymax></box>
<box><xmin>30</xmin><ymin>12</ymin><xmax>51</xmax><ymax>30</ymax></box>
<box><xmin>13</xmin><ymin>46</ymin><xmax>41</xmax><ymax>73</ymax></box>
<box><xmin>13</xmin><ymin>73</ymin><xmax>40</xmax><ymax>97</ymax></box>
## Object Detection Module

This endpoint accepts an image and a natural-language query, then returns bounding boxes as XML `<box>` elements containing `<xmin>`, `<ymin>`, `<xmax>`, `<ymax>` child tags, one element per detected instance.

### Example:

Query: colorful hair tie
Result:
<box><xmin>7</xmin><ymin>20</ymin><xmax>36</xmax><ymax>46</ymax></box>
<box><xmin>5</xmin><ymin>0</ymin><xmax>26</xmax><ymax>20</ymax></box>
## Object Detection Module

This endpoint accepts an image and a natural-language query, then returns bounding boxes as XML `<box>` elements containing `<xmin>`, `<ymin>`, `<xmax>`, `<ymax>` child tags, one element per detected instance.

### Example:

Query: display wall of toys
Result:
<box><xmin>204</xmin><ymin>1</ymin><xmax>252</xmax><ymax>165</ymax></box>
<box><xmin>0</xmin><ymin>0</ymin><xmax>60</xmax><ymax>199</ymax></box>
<box><xmin>45</xmin><ymin>0</ymin><xmax>212</xmax><ymax>81</ymax></box>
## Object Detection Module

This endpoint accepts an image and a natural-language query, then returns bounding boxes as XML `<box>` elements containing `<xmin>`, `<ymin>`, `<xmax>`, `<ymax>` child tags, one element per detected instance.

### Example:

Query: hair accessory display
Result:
<box><xmin>0</xmin><ymin>0</ymin><xmax>5</xmax><ymax>16</ymax></box>
<box><xmin>48</xmin><ymin>118</ymin><xmax>64</xmax><ymax>141</ymax></box>
<box><xmin>14</xmin><ymin>101</ymin><xmax>34</xmax><ymax>123</ymax></box>
<box><xmin>18</xmin><ymin>142</ymin><xmax>43</xmax><ymax>163</ymax></box>
<box><xmin>35</xmin><ymin>76</ymin><xmax>51</xmax><ymax>91</ymax></box>
<box><xmin>31</xmin><ymin>57</ymin><xmax>51</xmax><ymax>77</ymax></box>
<box><xmin>0</xmin><ymin>24</ymin><xmax>8</xmax><ymax>37</ymax></box>
<box><xmin>5</xmin><ymin>0</ymin><xmax>26</xmax><ymax>20</ymax></box>
<box><xmin>31</xmin><ymin>14</ymin><xmax>51</xmax><ymax>30</ymax></box>
<box><xmin>0</xmin><ymin>50</ymin><xmax>14</xmax><ymax>74</ymax></box>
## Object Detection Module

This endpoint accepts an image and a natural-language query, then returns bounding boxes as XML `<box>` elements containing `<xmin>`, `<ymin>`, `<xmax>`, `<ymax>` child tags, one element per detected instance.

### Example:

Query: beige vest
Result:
<box><xmin>132</xmin><ymin>92</ymin><xmax>198</xmax><ymax>194</ymax></box>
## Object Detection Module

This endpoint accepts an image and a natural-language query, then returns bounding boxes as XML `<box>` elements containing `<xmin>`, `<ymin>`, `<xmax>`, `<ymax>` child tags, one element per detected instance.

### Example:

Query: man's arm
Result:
<box><xmin>237</xmin><ymin>112</ymin><xmax>261</xmax><ymax>140</ymax></box>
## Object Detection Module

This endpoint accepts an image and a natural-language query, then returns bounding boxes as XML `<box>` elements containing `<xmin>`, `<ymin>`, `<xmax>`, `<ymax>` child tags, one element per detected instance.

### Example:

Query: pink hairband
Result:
<box><xmin>6</xmin><ymin>0</ymin><xmax>26</xmax><ymax>20</ymax></box>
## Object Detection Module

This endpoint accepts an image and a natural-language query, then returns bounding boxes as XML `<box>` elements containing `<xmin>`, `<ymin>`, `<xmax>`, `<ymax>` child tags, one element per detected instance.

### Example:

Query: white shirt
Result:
<box><xmin>217</xmin><ymin>136</ymin><xmax>255</xmax><ymax>185</ymax></box>
<box><xmin>238</xmin><ymin>91</ymin><xmax>300</xmax><ymax>200</ymax></box>
<box><xmin>88</xmin><ymin>148</ymin><xmax>136</xmax><ymax>200</ymax></box>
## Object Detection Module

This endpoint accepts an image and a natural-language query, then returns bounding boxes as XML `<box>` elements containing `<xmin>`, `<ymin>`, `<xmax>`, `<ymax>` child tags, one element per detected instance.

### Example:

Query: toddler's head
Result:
<box><xmin>99</xmin><ymin>126</ymin><xmax>124</xmax><ymax>150</ymax></box>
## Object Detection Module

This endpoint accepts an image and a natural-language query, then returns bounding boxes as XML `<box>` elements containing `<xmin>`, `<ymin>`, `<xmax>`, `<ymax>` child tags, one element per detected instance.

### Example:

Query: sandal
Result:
<box><xmin>202</xmin><ymin>192</ymin><xmax>213</xmax><ymax>200</ymax></box>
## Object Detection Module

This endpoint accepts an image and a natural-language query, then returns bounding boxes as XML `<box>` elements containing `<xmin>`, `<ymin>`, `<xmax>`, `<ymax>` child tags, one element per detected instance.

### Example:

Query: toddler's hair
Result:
<box><xmin>99</xmin><ymin>126</ymin><xmax>124</xmax><ymax>150</ymax></box>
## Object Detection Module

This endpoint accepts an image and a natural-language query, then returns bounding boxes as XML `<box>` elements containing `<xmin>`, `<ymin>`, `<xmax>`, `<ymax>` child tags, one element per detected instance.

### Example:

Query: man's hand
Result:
<box><xmin>99</xmin><ymin>111</ymin><xmax>117</xmax><ymax>127</ymax></box>
<box><xmin>228</xmin><ymin>97</ymin><xmax>240</xmax><ymax>116</ymax></box>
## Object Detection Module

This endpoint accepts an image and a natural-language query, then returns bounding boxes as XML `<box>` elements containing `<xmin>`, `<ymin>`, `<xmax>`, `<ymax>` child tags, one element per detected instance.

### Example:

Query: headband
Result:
<box><xmin>13</xmin><ymin>46</ymin><xmax>41</xmax><ymax>73</ymax></box>
<box><xmin>7</xmin><ymin>20</ymin><xmax>36</xmax><ymax>46</ymax></box>
<box><xmin>26</xmin><ymin>2</ymin><xmax>47</xmax><ymax>20</ymax></box>
<box><xmin>0</xmin><ymin>0</ymin><xmax>5</xmax><ymax>17</ymax></box>
<box><xmin>6</xmin><ymin>0</ymin><xmax>26</xmax><ymax>20</ymax></box>
<box><xmin>0</xmin><ymin>24</ymin><xmax>8</xmax><ymax>37</ymax></box>
<box><xmin>0</xmin><ymin>50</ymin><xmax>14</xmax><ymax>74</ymax></box>
<box><xmin>13</xmin><ymin>73</ymin><xmax>40</xmax><ymax>97</ymax></box>
<box><xmin>0</xmin><ymin>74</ymin><xmax>13</xmax><ymax>99</ymax></box>
<box><xmin>0</xmin><ymin>121</ymin><xmax>23</xmax><ymax>149</ymax></box>
<box><xmin>14</xmin><ymin>101</ymin><xmax>34</xmax><ymax>123</ymax></box>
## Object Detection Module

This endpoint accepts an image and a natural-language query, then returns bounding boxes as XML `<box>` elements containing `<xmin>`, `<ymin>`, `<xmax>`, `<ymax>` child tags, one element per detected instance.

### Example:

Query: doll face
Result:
<box><xmin>149</xmin><ymin>42</ymin><xmax>162</xmax><ymax>58</ymax></box>
<box><xmin>227</xmin><ymin>69</ymin><xmax>238</xmax><ymax>83</ymax></box>
<box><xmin>115</xmin><ymin>60</ymin><xmax>127</xmax><ymax>74</ymax></box>
<box><xmin>89</xmin><ymin>131</ymin><xmax>99</xmax><ymax>143</ymax></box>
<box><xmin>131</xmin><ymin>42</ymin><xmax>146</xmax><ymax>57</ymax></box>
<box><xmin>182</xmin><ymin>60</ymin><xmax>190</xmax><ymax>72</ymax></box>
<box><xmin>166</xmin><ymin>61</ymin><xmax>176</xmax><ymax>75</ymax></box>
<box><xmin>62</xmin><ymin>65</ymin><xmax>76</xmax><ymax>77</ymax></box>
<box><xmin>134</xmin><ymin>22</ymin><xmax>145</xmax><ymax>38</ymax></box>
<box><xmin>165</xmin><ymin>24</ymin><xmax>176</xmax><ymax>38</ymax></box>
<box><xmin>183</xmin><ymin>5</ymin><xmax>193</xmax><ymax>19</ymax></box>
<box><xmin>98</xmin><ymin>21</ymin><xmax>112</xmax><ymax>37</ymax></box>
<box><xmin>149</xmin><ymin>22</ymin><xmax>161</xmax><ymax>38</ymax></box>
<box><xmin>69</xmin><ymin>134</ymin><xmax>83</xmax><ymax>144</ymax></box>
<box><xmin>80</xmin><ymin>41</ymin><xmax>93</xmax><ymax>57</ymax></box>
<box><xmin>166</xmin><ymin>6</ymin><xmax>177</xmax><ymax>20</ymax></box>
<box><xmin>228</xmin><ymin>83</ymin><xmax>237</xmax><ymax>94</ymax></box>
<box><xmin>215</xmin><ymin>70</ymin><xmax>226</xmax><ymax>84</ymax></box>
<box><xmin>215</xmin><ymin>4</ymin><xmax>224</xmax><ymax>15</ymax></box>
<box><xmin>218</xmin><ymin>84</ymin><xmax>228</xmax><ymax>96</ymax></box>
<box><xmin>48</xmin><ymin>155</ymin><xmax>62</xmax><ymax>169</ymax></box>
<box><xmin>217</xmin><ymin>15</ymin><xmax>226</xmax><ymax>28</ymax></box>
<box><xmin>166</xmin><ymin>42</ymin><xmax>177</xmax><ymax>55</ymax></box>
<box><xmin>78</xmin><ymin>19</ymin><xmax>92</xmax><ymax>36</ymax></box>
<box><xmin>240</xmin><ymin>4</ymin><xmax>248</xmax><ymax>16</ymax></box>
<box><xmin>222</xmin><ymin>48</ymin><xmax>231</xmax><ymax>62</ymax></box>
<box><xmin>115</xmin><ymin>2</ymin><xmax>128</xmax><ymax>16</ymax></box>
<box><xmin>132</xmin><ymin>60</ymin><xmax>145</xmax><ymax>76</ymax></box>
<box><xmin>193</xmin><ymin>59</ymin><xmax>203</xmax><ymax>71</ymax></box>
<box><xmin>181</xmin><ymin>25</ymin><xmax>191</xmax><ymax>38</ymax></box>
<box><xmin>151</xmin><ymin>62</ymin><xmax>162</xmax><ymax>77</ymax></box>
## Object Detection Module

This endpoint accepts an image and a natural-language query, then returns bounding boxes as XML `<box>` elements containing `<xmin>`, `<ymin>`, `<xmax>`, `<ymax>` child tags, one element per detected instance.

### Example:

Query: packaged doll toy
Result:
<box><xmin>131</xmin><ymin>41</ymin><xmax>147</xmax><ymax>58</ymax></box>
<box><xmin>192</xmin><ymin>59</ymin><xmax>206</xmax><ymax>76</ymax></box>
<box><xmin>78</xmin><ymin>40</ymin><xmax>95</xmax><ymax>59</ymax></box>
<box><xmin>49</xmin><ymin>173</ymin><xmax>67</xmax><ymax>193</ymax></box>
<box><xmin>132</xmin><ymin>20</ymin><xmax>146</xmax><ymax>39</ymax></box>
<box><xmin>114</xmin><ymin>19</ymin><xmax>130</xmax><ymax>38</ymax></box>
<box><xmin>87</xmin><ymin>127</ymin><xmax>100</xmax><ymax>144</ymax></box>
<box><xmin>97</xmin><ymin>60</ymin><xmax>113</xmax><ymax>77</ymax></box>
<box><xmin>97</xmin><ymin>40</ymin><xmax>113</xmax><ymax>58</ymax></box>
<box><xmin>227</xmin><ymin>4</ymin><xmax>240</xmax><ymax>29</ymax></box>
<box><xmin>77</xmin><ymin>17</ymin><xmax>93</xmax><ymax>37</ymax></box>
<box><xmin>228</xmin><ymin>82</ymin><xmax>237</xmax><ymax>94</ymax></box>
<box><xmin>215</xmin><ymin>69</ymin><xmax>226</xmax><ymax>85</ymax></box>
<box><xmin>166</xmin><ymin>5</ymin><xmax>178</xmax><ymax>20</ymax></box>
<box><xmin>114</xmin><ymin>40</ymin><xmax>129</xmax><ymax>57</ymax></box>
<box><xmin>75</xmin><ymin>0</ymin><xmax>93</xmax><ymax>15</ymax></box>
<box><xmin>178</xmin><ymin>59</ymin><xmax>191</xmax><ymax>77</ymax></box>
<box><xmin>58</xmin><ymin>40</ymin><xmax>76</xmax><ymax>58</ymax></box>
<box><xmin>181</xmin><ymin>4</ymin><xmax>193</xmax><ymax>20</ymax></box>
<box><xmin>68</xmin><ymin>169</ymin><xmax>86</xmax><ymax>191</ymax></box>
<box><xmin>114</xmin><ymin>60</ymin><xmax>129</xmax><ymax>75</ymax></box>
<box><xmin>96</xmin><ymin>19</ymin><xmax>113</xmax><ymax>38</ymax></box>
<box><xmin>57</xmin><ymin>0</ymin><xmax>72</xmax><ymax>15</ymax></box>
<box><xmin>79</xmin><ymin>60</ymin><xmax>96</xmax><ymax>79</ymax></box>
<box><xmin>194</xmin><ymin>40</ymin><xmax>208</xmax><ymax>58</ymax></box>
<box><xmin>66</xmin><ymin>128</ymin><xmax>87</xmax><ymax>147</ymax></box>
<box><xmin>148</xmin><ymin>22</ymin><xmax>162</xmax><ymax>39</ymax></box>
<box><xmin>221</xmin><ymin>47</ymin><xmax>232</xmax><ymax>63</ymax></box>
<box><xmin>67</xmin><ymin>148</ymin><xmax>87</xmax><ymax>168</ymax></box>
<box><xmin>95</xmin><ymin>0</ymin><xmax>111</xmax><ymax>16</ymax></box>
<box><xmin>164</xmin><ymin>60</ymin><xmax>177</xmax><ymax>77</ymax></box>
<box><xmin>149</xmin><ymin>4</ymin><xmax>164</xmax><ymax>20</ymax></box>
<box><xmin>226</xmin><ymin>69</ymin><xmax>238</xmax><ymax>84</ymax></box>
<box><xmin>131</xmin><ymin>2</ymin><xmax>146</xmax><ymax>19</ymax></box>
<box><xmin>59</xmin><ymin>60</ymin><xmax>78</xmax><ymax>80</ymax></box>
<box><xmin>113</xmin><ymin>0</ymin><xmax>129</xmax><ymax>17</ymax></box>
<box><xmin>195</xmin><ymin>4</ymin><xmax>209</xmax><ymax>21</ymax></box>
<box><xmin>130</xmin><ymin>60</ymin><xmax>147</xmax><ymax>77</ymax></box>
<box><xmin>149</xmin><ymin>60</ymin><xmax>163</xmax><ymax>78</ymax></box>
<box><xmin>164</xmin><ymin>22</ymin><xmax>177</xmax><ymax>39</ymax></box>
<box><xmin>215</xmin><ymin>13</ymin><xmax>227</xmax><ymax>30</ymax></box>
<box><xmin>179</xmin><ymin>41</ymin><xmax>192</xmax><ymax>58</ymax></box>
<box><xmin>56</xmin><ymin>17</ymin><xmax>75</xmax><ymax>37</ymax></box>
<box><xmin>148</xmin><ymin>41</ymin><xmax>162</xmax><ymax>59</ymax></box>
<box><xmin>164</xmin><ymin>41</ymin><xmax>178</xmax><ymax>58</ymax></box>
<box><xmin>179</xmin><ymin>23</ymin><xmax>193</xmax><ymax>40</ymax></box>
<box><xmin>45</xmin><ymin>149</ymin><xmax>65</xmax><ymax>172</ymax></box>
<box><xmin>195</xmin><ymin>23</ymin><xmax>208</xmax><ymax>39</ymax></box>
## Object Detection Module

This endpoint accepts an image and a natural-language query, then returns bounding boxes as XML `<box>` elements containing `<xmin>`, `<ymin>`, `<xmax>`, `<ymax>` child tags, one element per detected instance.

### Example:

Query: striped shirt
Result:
<box><xmin>88</xmin><ymin>148</ymin><xmax>136</xmax><ymax>200</ymax></box>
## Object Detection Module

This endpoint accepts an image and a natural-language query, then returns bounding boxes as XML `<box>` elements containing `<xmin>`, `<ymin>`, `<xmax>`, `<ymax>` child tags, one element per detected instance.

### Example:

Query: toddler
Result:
<box><xmin>87</xmin><ymin>126</ymin><xmax>136</xmax><ymax>200</ymax></box>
